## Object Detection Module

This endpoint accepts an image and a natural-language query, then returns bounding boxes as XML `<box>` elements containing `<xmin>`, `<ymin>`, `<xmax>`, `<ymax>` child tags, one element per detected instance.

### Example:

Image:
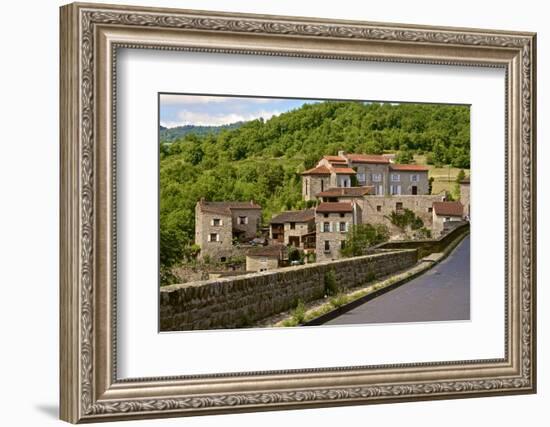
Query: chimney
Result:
<box><xmin>338</xmin><ymin>150</ymin><xmax>345</xmax><ymax>158</ymax></box>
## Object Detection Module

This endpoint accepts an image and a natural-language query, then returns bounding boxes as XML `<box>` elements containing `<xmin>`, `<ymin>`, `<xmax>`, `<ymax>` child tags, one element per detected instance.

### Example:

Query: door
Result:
<box><xmin>412</xmin><ymin>185</ymin><xmax>418</xmax><ymax>195</ymax></box>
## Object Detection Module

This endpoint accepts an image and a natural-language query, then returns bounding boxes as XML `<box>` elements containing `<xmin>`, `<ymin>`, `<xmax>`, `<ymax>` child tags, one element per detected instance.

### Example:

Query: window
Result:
<box><xmin>238</xmin><ymin>216</ymin><xmax>247</xmax><ymax>225</ymax></box>
<box><xmin>391</xmin><ymin>173</ymin><xmax>400</xmax><ymax>182</ymax></box>
<box><xmin>220</xmin><ymin>257</ymin><xmax>227</xmax><ymax>263</ymax></box>
<box><xmin>321</xmin><ymin>179</ymin><xmax>324</xmax><ymax>192</ymax></box>
<box><xmin>339</xmin><ymin>222</ymin><xmax>346</xmax><ymax>232</ymax></box>
<box><xmin>390</xmin><ymin>185</ymin><xmax>402</xmax><ymax>195</ymax></box>
<box><xmin>323</xmin><ymin>213</ymin><xmax>329</xmax><ymax>218</ymax></box>
<box><xmin>372</xmin><ymin>173</ymin><xmax>382</xmax><ymax>182</ymax></box>
<box><xmin>376</xmin><ymin>205</ymin><xmax>382</xmax><ymax>212</ymax></box>
<box><xmin>209</xmin><ymin>233</ymin><xmax>218</xmax><ymax>242</ymax></box>
<box><xmin>428</xmin><ymin>207</ymin><xmax>433</xmax><ymax>213</ymax></box>
<box><xmin>357</xmin><ymin>173</ymin><xmax>366</xmax><ymax>182</ymax></box>
<box><xmin>445</xmin><ymin>217</ymin><xmax>451</xmax><ymax>221</ymax></box>
<box><xmin>339</xmin><ymin>213</ymin><xmax>345</xmax><ymax>218</ymax></box>
<box><xmin>411</xmin><ymin>174</ymin><xmax>419</xmax><ymax>182</ymax></box>
<box><xmin>396</xmin><ymin>202</ymin><xmax>403</xmax><ymax>213</ymax></box>
<box><xmin>323</xmin><ymin>222</ymin><xmax>330</xmax><ymax>232</ymax></box>
<box><xmin>290</xmin><ymin>222</ymin><xmax>296</xmax><ymax>230</ymax></box>
<box><xmin>212</xmin><ymin>218</ymin><xmax>221</xmax><ymax>226</ymax></box>
<box><xmin>324</xmin><ymin>241</ymin><xmax>330</xmax><ymax>252</ymax></box>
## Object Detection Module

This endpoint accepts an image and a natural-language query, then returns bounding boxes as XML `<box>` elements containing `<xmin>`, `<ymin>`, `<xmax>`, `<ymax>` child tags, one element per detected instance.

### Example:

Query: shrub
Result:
<box><xmin>324</xmin><ymin>269</ymin><xmax>338</xmax><ymax>296</ymax></box>
<box><xmin>365</xmin><ymin>269</ymin><xmax>376</xmax><ymax>283</ymax></box>
<box><xmin>291</xmin><ymin>300</ymin><xmax>306</xmax><ymax>324</ymax></box>
<box><xmin>330</xmin><ymin>293</ymin><xmax>350</xmax><ymax>308</ymax></box>
<box><xmin>387</xmin><ymin>208</ymin><xmax>424</xmax><ymax>233</ymax></box>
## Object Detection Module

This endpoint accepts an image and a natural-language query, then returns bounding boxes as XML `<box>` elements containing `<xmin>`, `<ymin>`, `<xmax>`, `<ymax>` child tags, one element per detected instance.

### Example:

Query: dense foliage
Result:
<box><xmin>340</xmin><ymin>224</ymin><xmax>390</xmax><ymax>257</ymax></box>
<box><xmin>159</xmin><ymin>122</ymin><xmax>244</xmax><ymax>143</ymax></box>
<box><xmin>159</xmin><ymin>101</ymin><xmax>470</xmax><ymax>278</ymax></box>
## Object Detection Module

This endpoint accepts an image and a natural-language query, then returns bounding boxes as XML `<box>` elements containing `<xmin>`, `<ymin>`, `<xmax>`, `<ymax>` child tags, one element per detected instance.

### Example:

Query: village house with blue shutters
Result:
<box><xmin>195</xmin><ymin>151</ymin><xmax>467</xmax><ymax>270</ymax></box>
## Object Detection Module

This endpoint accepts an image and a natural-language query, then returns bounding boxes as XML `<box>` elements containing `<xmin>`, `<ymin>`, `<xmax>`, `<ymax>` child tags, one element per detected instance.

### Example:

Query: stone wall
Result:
<box><xmin>376</xmin><ymin>222</ymin><xmax>469</xmax><ymax>259</ymax></box>
<box><xmin>160</xmin><ymin>249</ymin><xmax>418</xmax><ymax>331</ymax></box>
<box><xmin>361</xmin><ymin>194</ymin><xmax>445</xmax><ymax>228</ymax></box>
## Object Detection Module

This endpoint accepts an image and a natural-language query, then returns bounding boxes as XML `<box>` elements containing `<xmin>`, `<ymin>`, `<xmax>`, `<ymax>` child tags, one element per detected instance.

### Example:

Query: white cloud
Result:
<box><xmin>160</xmin><ymin>94</ymin><xmax>281</xmax><ymax>106</ymax></box>
<box><xmin>169</xmin><ymin>109</ymin><xmax>283</xmax><ymax>127</ymax></box>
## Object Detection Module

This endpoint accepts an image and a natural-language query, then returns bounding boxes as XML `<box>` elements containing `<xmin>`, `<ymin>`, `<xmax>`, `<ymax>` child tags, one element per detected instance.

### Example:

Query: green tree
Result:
<box><xmin>395</xmin><ymin>144</ymin><xmax>414</xmax><ymax>164</ymax></box>
<box><xmin>387</xmin><ymin>208</ymin><xmax>424</xmax><ymax>232</ymax></box>
<box><xmin>341</xmin><ymin>224</ymin><xmax>390</xmax><ymax>257</ymax></box>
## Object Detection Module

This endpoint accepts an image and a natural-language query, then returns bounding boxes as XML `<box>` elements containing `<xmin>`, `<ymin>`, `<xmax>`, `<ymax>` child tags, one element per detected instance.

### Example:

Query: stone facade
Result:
<box><xmin>246</xmin><ymin>244</ymin><xmax>287</xmax><ymax>272</ymax></box>
<box><xmin>195</xmin><ymin>206</ymin><xmax>233</xmax><ymax>261</ymax></box>
<box><xmin>432</xmin><ymin>201</ymin><xmax>464</xmax><ymax>238</ymax></box>
<box><xmin>269</xmin><ymin>209</ymin><xmax>315</xmax><ymax>249</ymax></box>
<box><xmin>230</xmin><ymin>208</ymin><xmax>262</xmax><ymax>239</ymax></box>
<box><xmin>361</xmin><ymin>194</ymin><xmax>445</xmax><ymax>229</ymax></box>
<box><xmin>388</xmin><ymin>167</ymin><xmax>429</xmax><ymax>195</ymax></box>
<box><xmin>160</xmin><ymin>248</ymin><xmax>418</xmax><ymax>331</ymax></box>
<box><xmin>355</xmin><ymin>163</ymin><xmax>389</xmax><ymax>194</ymax></box>
<box><xmin>246</xmin><ymin>255</ymin><xmax>279</xmax><ymax>272</ymax></box>
<box><xmin>302</xmin><ymin>173</ymin><xmax>331</xmax><ymax>201</ymax></box>
<box><xmin>315</xmin><ymin>205</ymin><xmax>355</xmax><ymax>262</ymax></box>
<box><xmin>195</xmin><ymin>200</ymin><xmax>262</xmax><ymax>261</ymax></box>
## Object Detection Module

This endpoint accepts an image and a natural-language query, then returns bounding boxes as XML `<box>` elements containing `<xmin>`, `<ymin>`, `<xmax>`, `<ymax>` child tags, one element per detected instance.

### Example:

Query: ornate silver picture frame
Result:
<box><xmin>60</xmin><ymin>2</ymin><xmax>536</xmax><ymax>423</ymax></box>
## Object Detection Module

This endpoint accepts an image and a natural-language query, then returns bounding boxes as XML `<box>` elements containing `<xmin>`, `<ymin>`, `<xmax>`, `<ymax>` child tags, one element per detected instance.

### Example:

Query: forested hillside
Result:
<box><xmin>159</xmin><ymin>101</ymin><xmax>470</xmax><ymax>280</ymax></box>
<box><xmin>160</xmin><ymin>122</ymin><xmax>244</xmax><ymax>143</ymax></box>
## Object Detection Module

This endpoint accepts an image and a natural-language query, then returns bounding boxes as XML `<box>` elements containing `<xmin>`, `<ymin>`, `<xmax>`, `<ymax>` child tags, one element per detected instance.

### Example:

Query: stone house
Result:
<box><xmin>302</xmin><ymin>150</ymin><xmax>429</xmax><ymax>200</ymax></box>
<box><xmin>388</xmin><ymin>164</ymin><xmax>430</xmax><ymax>195</ymax></box>
<box><xmin>246</xmin><ymin>244</ymin><xmax>288</xmax><ymax>272</ymax></box>
<box><xmin>195</xmin><ymin>200</ymin><xmax>262</xmax><ymax>261</ymax></box>
<box><xmin>269</xmin><ymin>209</ymin><xmax>316</xmax><ymax>251</ymax></box>
<box><xmin>460</xmin><ymin>178</ymin><xmax>470</xmax><ymax>218</ymax></box>
<box><xmin>315</xmin><ymin>202</ymin><xmax>356</xmax><ymax>262</ymax></box>
<box><xmin>432</xmin><ymin>201</ymin><xmax>464</xmax><ymax>238</ymax></box>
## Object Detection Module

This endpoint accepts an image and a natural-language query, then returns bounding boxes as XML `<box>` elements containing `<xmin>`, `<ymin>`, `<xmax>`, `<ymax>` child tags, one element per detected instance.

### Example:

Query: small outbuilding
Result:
<box><xmin>432</xmin><ymin>201</ymin><xmax>464</xmax><ymax>238</ymax></box>
<box><xmin>246</xmin><ymin>244</ymin><xmax>288</xmax><ymax>272</ymax></box>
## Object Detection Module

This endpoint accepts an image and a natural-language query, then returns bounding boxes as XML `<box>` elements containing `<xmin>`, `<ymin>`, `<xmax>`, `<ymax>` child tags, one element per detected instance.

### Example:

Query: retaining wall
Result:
<box><xmin>160</xmin><ymin>249</ymin><xmax>418</xmax><ymax>331</ymax></box>
<box><xmin>376</xmin><ymin>222</ymin><xmax>470</xmax><ymax>258</ymax></box>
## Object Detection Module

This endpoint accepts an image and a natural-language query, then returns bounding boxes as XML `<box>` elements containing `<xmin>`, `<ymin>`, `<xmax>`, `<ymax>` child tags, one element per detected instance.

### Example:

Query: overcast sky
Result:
<box><xmin>159</xmin><ymin>94</ymin><xmax>317</xmax><ymax>128</ymax></box>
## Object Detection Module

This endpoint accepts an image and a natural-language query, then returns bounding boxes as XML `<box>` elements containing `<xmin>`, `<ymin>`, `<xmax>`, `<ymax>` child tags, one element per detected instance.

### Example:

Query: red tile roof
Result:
<box><xmin>390</xmin><ymin>164</ymin><xmax>429</xmax><ymax>171</ymax></box>
<box><xmin>316</xmin><ymin>202</ymin><xmax>354</xmax><ymax>213</ymax></box>
<box><xmin>270</xmin><ymin>209</ymin><xmax>315</xmax><ymax>224</ymax></box>
<box><xmin>323</xmin><ymin>155</ymin><xmax>347</xmax><ymax>163</ymax></box>
<box><xmin>316</xmin><ymin>187</ymin><xmax>374</xmax><ymax>197</ymax></box>
<box><xmin>433</xmin><ymin>201</ymin><xmax>463</xmax><ymax>217</ymax></box>
<box><xmin>301</xmin><ymin>165</ymin><xmax>331</xmax><ymax>175</ymax></box>
<box><xmin>346</xmin><ymin>154</ymin><xmax>390</xmax><ymax>164</ymax></box>
<box><xmin>333</xmin><ymin>167</ymin><xmax>356</xmax><ymax>175</ymax></box>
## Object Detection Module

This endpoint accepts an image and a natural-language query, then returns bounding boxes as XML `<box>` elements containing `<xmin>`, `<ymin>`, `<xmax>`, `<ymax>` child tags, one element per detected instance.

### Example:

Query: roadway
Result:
<box><xmin>324</xmin><ymin>235</ymin><xmax>470</xmax><ymax>325</ymax></box>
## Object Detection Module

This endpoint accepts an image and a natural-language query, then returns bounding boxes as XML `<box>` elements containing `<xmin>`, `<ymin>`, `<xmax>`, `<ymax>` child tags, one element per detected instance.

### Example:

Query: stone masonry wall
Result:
<box><xmin>361</xmin><ymin>194</ymin><xmax>445</xmax><ymax>228</ymax></box>
<box><xmin>160</xmin><ymin>249</ymin><xmax>418</xmax><ymax>331</ymax></box>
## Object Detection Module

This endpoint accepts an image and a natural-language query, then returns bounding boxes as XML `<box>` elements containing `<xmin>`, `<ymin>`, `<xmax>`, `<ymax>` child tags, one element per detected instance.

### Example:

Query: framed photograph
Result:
<box><xmin>60</xmin><ymin>2</ymin><xmax>536</xmax><ymax>423</ymax></box>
